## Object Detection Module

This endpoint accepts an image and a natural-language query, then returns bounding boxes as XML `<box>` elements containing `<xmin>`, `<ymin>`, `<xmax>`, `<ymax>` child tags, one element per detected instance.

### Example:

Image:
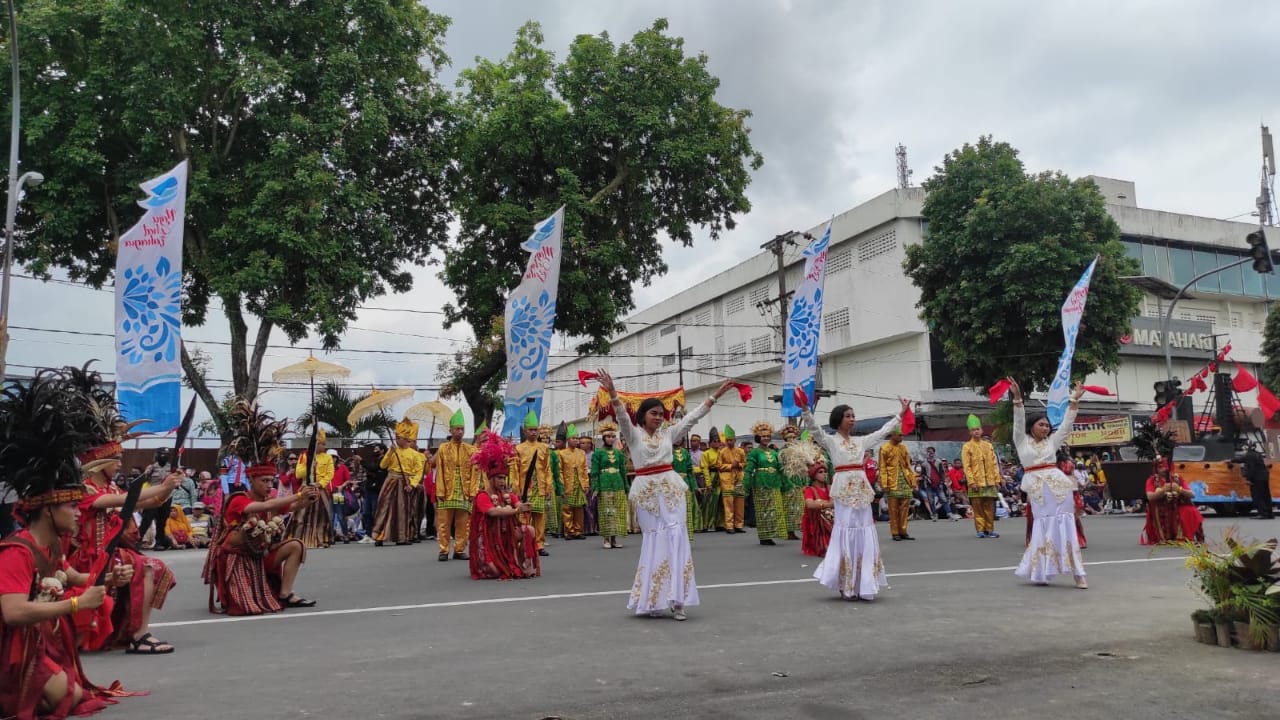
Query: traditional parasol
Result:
<box><xmin>346</xmin><ymin>387</ymin><xmax>416</xmax><ymax>429</ymax></box>
<box><xmin>271</xmin><ymin>354</ymin><xmax>351</xmax><ymax>406</ymax></box>
<box><xmin>404</xmin><ymin>399</ymin><xmax>456</xmax><ymax>443</ymax></box>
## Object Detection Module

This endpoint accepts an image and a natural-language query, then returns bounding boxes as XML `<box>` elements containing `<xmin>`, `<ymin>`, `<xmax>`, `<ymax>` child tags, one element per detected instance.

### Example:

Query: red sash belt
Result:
<box><xmin>1023</xmin><ymin>463</ymin><xmax>1056</xmax><ymax>472</ymax></box>
<box><xmin>634</xmin><ymin>464</ymin><xmax>673</xmax><ymax>477</ymax></box>
<box><xmin>833</xmin><ymin>464</ymin><xmax>864</xmax><ymax>472</ymax></box>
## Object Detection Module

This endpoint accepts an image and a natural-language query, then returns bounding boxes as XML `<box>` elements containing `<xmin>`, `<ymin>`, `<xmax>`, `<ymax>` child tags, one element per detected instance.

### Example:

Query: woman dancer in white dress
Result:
<box><xmin>1008</xmin><ymin>378</ymin><xmax>1088</xmax><ymax>589</ymax></box>
<box><xmin>596</xmin><ymin>370</ymin><xmax>737</xmax><ymax>620</ymax></box>
<box><xmin>799</xmin><ymin>391</ymin><xmax>911</xmax><ymax>601</ymax></box>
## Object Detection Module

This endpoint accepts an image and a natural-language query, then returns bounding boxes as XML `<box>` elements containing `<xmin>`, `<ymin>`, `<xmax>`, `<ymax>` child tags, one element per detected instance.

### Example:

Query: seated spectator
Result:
<box><xmin>189</xmin><ymin>502</ymin><xmax>212</xmax><ymax>548</ymax></box>
<box><xmin>166</xmin><ymin>505</ymin><xmax>194</xmax><ymax>548</ymax></box>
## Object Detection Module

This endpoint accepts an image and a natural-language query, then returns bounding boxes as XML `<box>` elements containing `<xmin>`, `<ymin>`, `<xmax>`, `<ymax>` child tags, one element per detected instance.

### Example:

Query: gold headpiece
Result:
<box><xmin>751</xmin><ymin>420</ymin><xmax>775</xmax><ymax>437</ymax></box>
<box><xmin>780</xmin><ymin>425</ymin><xmax>800</xmax><ymax>440</ymax></box>
<box><xmin>598</xmin><ymin>420</ymin><xmax>619</xmax><ymax>435</ymax></box>
<box><xmin>395</xmin><ymin>417</ymin><xmax>419</xmax><ymax>441</ymax></box>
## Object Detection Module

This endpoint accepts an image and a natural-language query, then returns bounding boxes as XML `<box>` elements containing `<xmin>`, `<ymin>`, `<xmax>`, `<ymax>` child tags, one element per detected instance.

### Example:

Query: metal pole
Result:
<box><xmin>0</xmin><ymin>0</ymin><xmax>20</xmax><ymax>381</ymax></box>
<box><xmin>676</xmin><ymin>335</ymin><xmax>684</xmax><ymax>388</ymax></box>
<box><xmin>1160</xmin><ymin>256</ymin><xmax>1252</xmax><ymax>421</ymax></box>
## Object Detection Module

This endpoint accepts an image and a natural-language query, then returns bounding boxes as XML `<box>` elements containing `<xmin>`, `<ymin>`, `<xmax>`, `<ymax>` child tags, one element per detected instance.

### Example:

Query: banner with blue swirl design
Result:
<box><xmin>1046</xmin><ymin>256</ymin><xmax>1098</xmax><ymax>428</ymax></box>
<box><xmin>500</xmin><ymin>207</ymin><xmax>565</xmax><ymax>436</ymax></box>
<box><xmin>782</xmin><ymin>221</ymin><xmax>831</xmax><ymax>417</ymax></box>
<box><xmin>113</xmin><ymin>161</ymin><xmax>188</xmax><ymax>433</ymax></box>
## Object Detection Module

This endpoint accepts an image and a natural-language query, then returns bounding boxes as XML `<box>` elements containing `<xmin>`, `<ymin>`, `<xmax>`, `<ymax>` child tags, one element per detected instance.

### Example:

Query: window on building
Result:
<box><xmin>827</xmin><ymin>246</ymin><xmax>853</xmax><ymax>274</ymax></box>
<box><xmin>1244</xmin><ymin>266</ymin><xmax>1266</xmax><ymax>297</ymax></box>
<box><xmin>645</xmin><ymin>332</ymin><xmax>658</xmax><ymax>347</ymax></box>
<box><xmin>824</xmin><ymin>307</ymin><xmax>851</xmax><ymax>331</ymax></box>
<box><xmin>660</xmin><ymin>354</ymin><xmax>675</xmax><ymax>367</ymax></box>
<box><xmin>1219</xmin><ymin>261</ymin><xmax>1245</xmax><ymax>295</ymax></box>
<box><xmin>646</xmin><ymin>375</ymin><xmax>659</xmax><ymax>391</ymax></box>
<box><xmin>697</xmin><ymin>354</ymin><xmax>712</xmax><ymax>370</ymax></box>
<box><xmin>660</xmin><ymin>324</ymin><xmax>677</xmax><ymax>337</ymax></box>
<box><xmin>749</xmin><ymin>285</ymin><xmax>771</xmax><ymax>306</ymax></box>
<box><xmin>694</xmin><ymin>308</ymin><xmax>712</xmax><ymax>326</ymax></box>
<box><xmin>1178</xmin><ymin>311</ymin><xmax>1217</xmax><ymax>326</ymax></box>
<box><xmin>750</xmin><ymin>334</ymin><xmax>773</xmax><ymax>355</ymax></box>
<box><xmin>1230</xmin><ymin>312</ymin><xmax>1243</xmax><ymax>329</ymax></box>
<box><xmin>1193</xmin><ymin>249</ymin><xmax>1221</xmax><ymax>293</ymax></box>
<box><xmin>1268</xmin><ymin>272</ymin><xmax>1280</xmax><ymax>300</ymax></box>
<box><xmin>858</xmin><ymin>230</ymin><xmax>897</xmax><ymax>262</ymax></box>
<box><xmin>1168</xmin><ymin>247</ymin><xmax>1195</xmax><ymax>286</ymax></box>
<box><xmin>726</xmin><ymin>294</ymin><xmax>746</xmax><ymax>315</ymax></box>
<box><xmin>680</xmin><ymin>345</ymin><xmax>693</xmax><ymax>357</ymax></box>
<box><xmin>728</xmin><ymin>342</ymin><xmax>747</xmax><ymax>361</ymax></box>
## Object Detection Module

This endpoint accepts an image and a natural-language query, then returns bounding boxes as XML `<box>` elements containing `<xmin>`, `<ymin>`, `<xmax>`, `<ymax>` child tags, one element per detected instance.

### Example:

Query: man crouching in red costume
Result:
<box><xmin>468</xmin><ymin>431</ymin><xmax>540</xmax><ymax>580</ymax></box>
<box><xmin>63</xmin><ymin>363</ymin><xmax>180</xmax><ymax>655</ymax></box>
<box><xmin>1140</xmin><ymin>456</ymin><xmax>1204</xmax><ymax>545</ymax></box>
<box><xmin>203</xmin><ymin>401</ymin><xmax>321</xmax><ymax>615</ymax></box>
<box><xmin>0</xmin><ymin>368</ymin><xmax>140</xmax><ymax>719</ymax></box>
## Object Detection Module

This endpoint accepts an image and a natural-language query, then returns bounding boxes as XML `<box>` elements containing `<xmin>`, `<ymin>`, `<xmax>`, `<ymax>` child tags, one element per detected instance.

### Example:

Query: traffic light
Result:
<box><xmin>1169</xmin><ymin>377</ymin><xmax>1183</xmax><ymax>398</ymax></box>
<box><xmin>1247</xmin><ymin>229</ymin><xmax>1274</xmax><ymax>274</ymax></box>
<box><xmin>1153</xmin><ymin>380</ymin><xmax>1167</xmax><ymax>406</ymax></box>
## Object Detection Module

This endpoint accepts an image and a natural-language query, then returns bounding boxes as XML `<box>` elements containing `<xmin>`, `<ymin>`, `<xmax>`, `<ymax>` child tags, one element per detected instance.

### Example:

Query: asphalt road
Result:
<box><xmin>81</xmin><ymin>514</ymin><xmax>1280</xmax><ymax>720</ymax></box>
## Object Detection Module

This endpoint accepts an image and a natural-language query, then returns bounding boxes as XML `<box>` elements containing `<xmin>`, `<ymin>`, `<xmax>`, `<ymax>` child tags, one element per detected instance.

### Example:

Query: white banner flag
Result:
<box><xmin>782</xmin><ymin>221</ymin><xmax>831</xmax><ymax>417</ymax></box>
<box><xmin>114</xmin><ymin>161</ymin><xmax>188</xmax><ymax>433</ymax></box>
<box><xmin>501</xmin><ymin>207</ymin><xmax>564</xmax><ymax>436</ymax></box>
<box><xmin>1046</xmin><ymin>256</ymin><xmax>1098</xmax><ymax>427</ymax></box>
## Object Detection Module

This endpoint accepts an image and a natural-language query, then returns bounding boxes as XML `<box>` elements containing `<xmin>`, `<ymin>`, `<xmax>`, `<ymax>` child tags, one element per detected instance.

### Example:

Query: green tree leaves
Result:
<box><xmin>903</xmin><ymin>137</ymin><xmax>1142</xmax><ymax>392</ymax></box>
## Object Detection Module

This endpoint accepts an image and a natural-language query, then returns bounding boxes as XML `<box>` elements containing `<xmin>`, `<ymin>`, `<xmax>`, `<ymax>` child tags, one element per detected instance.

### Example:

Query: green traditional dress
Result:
<box><xmin>591</xmin><ymin>447</ymin><xmax>629</xmax><ymax>537</ymax></box>
<box><xmin>672</xmin><ymin>446</ymin><xmax>702</xmax><ymax>541</ymax></box>
<box><xmin>700</xmin><ymin>449</ymin><xmax>723</xmax><ymax>531</ymax></box>
<box><xmin>744</xmin><ymin>447</ymin><xmax>787</xmax><ymax>541</ymax></box>
<box><xmin>545</xmin><ymin>447</ymin><xmax>563</xmax><ymax>536</ymax></box>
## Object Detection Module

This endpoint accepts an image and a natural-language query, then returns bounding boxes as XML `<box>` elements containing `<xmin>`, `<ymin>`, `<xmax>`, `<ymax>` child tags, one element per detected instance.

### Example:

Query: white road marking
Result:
<box><xmin>149</xmin><ymin>555</ymin><xmax>1184</xmax><ymax>629</ymax></box>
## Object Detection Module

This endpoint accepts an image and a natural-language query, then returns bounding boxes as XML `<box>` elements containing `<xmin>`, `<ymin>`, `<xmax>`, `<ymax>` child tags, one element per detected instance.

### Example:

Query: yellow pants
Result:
<box><xmin>529</xmin><ymin>511</ymin><xmax>546</xmax><ymax>548</ymax></box>
<box><xmin>436</xmin><ymin>508</ymin><xmax>470</xmax><ymax>554</ymax></box>
<box><xmin>888</xmin><ymin>497</ymin><xmax>912</xmax><ymax>537</ymax></box>
<box><xmin>971</xmin><ymin>496</ymin><xmax>996</xmax><ymax>534</ymax></box>
<box><xmin>722</xmin><ymin>493</ymin><xmax>745</xmax><ymax>530</ymax></box>
<box><xmin>561</xmin><ymin>505</ymin><xmax>584</xmax><ymax>538</ymax></box>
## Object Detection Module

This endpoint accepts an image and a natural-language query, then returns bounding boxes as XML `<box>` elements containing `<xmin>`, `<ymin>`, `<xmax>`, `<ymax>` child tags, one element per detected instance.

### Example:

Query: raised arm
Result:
<box><xmin>671</xmin><ymin>381</ymin><xmax>734</xmax><ymax>440</ymax></box>
<box><xmin>1048</xmin><ymin>399</ymin><xmax>1081</xmax><ymax>452</ymax></box>
<box><xmin>861</xmin><ymin>414</ymin><xmax>903</xmax><ymax>452</ymax></box>
<box><xmin>800</xmin><ymin>409</ymin><xmax>838</xmax><ymax>456</ymax></box>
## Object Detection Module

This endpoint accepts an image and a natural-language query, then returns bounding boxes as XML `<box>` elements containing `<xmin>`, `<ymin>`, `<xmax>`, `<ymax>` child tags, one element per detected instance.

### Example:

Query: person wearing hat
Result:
<box><xmin>879</xmin><ymin>427</ymin><xmax>917</xmax><ymax>541</ymax></box>
<box><xmin>717</xmin><ymin>426</ymin><xmax>747</xmax><ymax>533</ymax></box>
<box><xmin>802</xmin><ymin>460</ymin><xmax>834</xmax><ymax>557</ymax></box>
<box><xmin>290</xmin><ymin>428</ymin><xmax>338</xmax><ymax>548</ymax></box>
<box><xmin>591</xmin><ymin>420</ymin><xmax>629</xmax><ymax>549</ymax></box>
<box><xmin>468</xmin><ymin>431</ymin><xmax>539</xmax><ymax>579</ymax></box>
<box><xmin>672</xmin><ymin>431</ymin><xmax>702</xmax><ymax>541</ymax></box>
<box><xmin>699</xmin><ymin>427</ymin><xmax>723</xmax><ymax>531</ymax></box>
<box><xmin>744</xmin><ymin>421</ymin><xmax>787</xmax><ymax>545</ymax></box>
<box><xmin>510</xmin><ymin>410</ymin><xmax>554</xmax><ymax>556</ymax></box>
<box><xmin>557</xmin><ymin>423</ymin><xmax>589</xmax><ymax>540</ymax></box>
<box><xmin>434</xmin><ymin>409</ymin><xmax>478</xmax><ymax>561</ymax></box>
<box><xmin>189</xmin><ymin>502</ymin><xmax>212</xmax><ymax>548</ymax></box>
<box><xmin>962</xmin><ymin>414</ymin><xmax>1002</xmax><ymax>538</ymax></box>
<box><xmin>0</xmin><ymin>369</ymin><xmax>141</xmax><ymax>718</ymax></box>
<box><xmin>540</xmin><ymin>424</ymin><xmax>564</xmax><ymax>540</ymax></box>
<box><xmin>372</xmin><ymin>418</ymin><xmax>426</xmax><ymax>546</ymax></box>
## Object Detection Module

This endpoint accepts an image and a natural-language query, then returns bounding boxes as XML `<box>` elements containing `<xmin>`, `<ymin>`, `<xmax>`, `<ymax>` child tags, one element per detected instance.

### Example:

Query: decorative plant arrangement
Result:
<box><xmin>1183</xmin><ymin>529</ymin><xmax>1280</xmax><ymax>651</ymax></box>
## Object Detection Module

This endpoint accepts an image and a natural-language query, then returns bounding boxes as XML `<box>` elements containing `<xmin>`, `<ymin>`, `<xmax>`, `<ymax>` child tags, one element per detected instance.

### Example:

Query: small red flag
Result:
<box><xmin>1081</xmin><ymin>385</ymin><xmax>1113</xmax><ymax>396</ymax></box>
<box><xmin>1259</xmin><ymin>384</ymin><xmax>1280</xmax><ymax>420</ymax></box>
<box><xmin>900</xmin><ymin>407</ymin><xmax>916</xmax><ymax>435</ymax></box>
<box><xmin>577</xmin><ymin>370</ymin><xmax>599</xmax><ymax>387</ymax></box>
<box><xmin>987</xmin><ymin>378</ymin><xmax>1013</xmax><ymax>405</ymax></box>
<box><xmin>1188</xmin><ymin>375</ymin><xmax>1208</xmax><ymax>393</ymax></box>
<box><xmin>1232</xmin><ymin>364</ymin><xmax>1260</xmax><ymax>393</ymax></box>
<box><xmin>792</xmin><ymin>387</ymin><xmax>810</xmax><ymax>410</ymax></box>
<box><xmin>731</xmin><ymin>382</ymin><xmax>753</xmax><ymax>403</ymax></box>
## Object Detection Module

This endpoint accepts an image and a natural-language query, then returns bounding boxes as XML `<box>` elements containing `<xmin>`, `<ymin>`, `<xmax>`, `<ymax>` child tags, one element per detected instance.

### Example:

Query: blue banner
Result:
<box><xmin>500</xmin><ymin>208</ymin><xmax>564</xmax><ymax>436</ymax></box>
<box><xmin>1046</xmin><ymin>257</ymin><xmax>1098</xmax><ymax>427</ymax></box>
<box><xmin>782</xmin><ymin>222</ymin><xmax>831</xmax><ymax>417</ymax></box>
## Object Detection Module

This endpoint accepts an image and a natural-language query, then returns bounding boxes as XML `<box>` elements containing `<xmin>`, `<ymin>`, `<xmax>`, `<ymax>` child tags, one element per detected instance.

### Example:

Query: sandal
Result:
<box><xmin>279</xmin><ymin>594</ymin><xmax>317</xmax><ymax>608</ymax></box>
<box><xmin>126</xmin><ymin>633</ymin><xmax>175</xmax><ymax>655</ymax></box>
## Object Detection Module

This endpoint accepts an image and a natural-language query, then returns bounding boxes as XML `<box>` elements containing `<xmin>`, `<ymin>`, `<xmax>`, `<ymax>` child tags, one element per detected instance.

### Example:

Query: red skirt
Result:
<box><xmin>469</xmin><ymin>512</ymin><xmax>539</xmax><ymax>580</ymax></box>
<box><xmin>801</xmin><ymin>508</ymin><xmax>833</xmax><ymax>557</ymax></box>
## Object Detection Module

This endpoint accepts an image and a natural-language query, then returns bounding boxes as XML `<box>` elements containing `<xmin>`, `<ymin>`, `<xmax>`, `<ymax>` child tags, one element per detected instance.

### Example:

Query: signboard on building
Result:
<box><xmin>1117</xmin><ymin>316</ymin><xmax>1214</xmax><ymax>360</ymax></box>
<box><xmin>1069</xmin><ymin>415</ymin><xmax>1134</xmax><ymax>447</ymax></box>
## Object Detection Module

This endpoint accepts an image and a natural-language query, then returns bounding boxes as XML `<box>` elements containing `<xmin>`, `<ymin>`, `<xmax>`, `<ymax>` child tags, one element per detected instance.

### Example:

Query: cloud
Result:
<box><xmin>11</xmin><ymin>0</ymin><xmax>1279</xmax><ymax>438</ymax></box>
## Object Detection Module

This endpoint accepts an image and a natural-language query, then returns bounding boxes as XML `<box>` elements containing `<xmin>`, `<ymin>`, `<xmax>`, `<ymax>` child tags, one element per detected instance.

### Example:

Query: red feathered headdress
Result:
<box><xmin>471</xmin><ymin>431</ymin><xmax>516</xmax><ymax>477</ymax></box>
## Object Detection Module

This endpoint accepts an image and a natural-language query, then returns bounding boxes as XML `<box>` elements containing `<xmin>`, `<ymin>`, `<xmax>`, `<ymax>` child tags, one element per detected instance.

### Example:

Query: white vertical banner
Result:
<box><xmin>501</xmin><ymin>206</ymin><xmax>565</xmax><ymax>436</ymax></box>
<box><xmin>1046</xmin><ymin>256</ymin><xmax>1098</xmax><ymax>427</ymax></box>
<box><xmin>114</xmin><ymin>160</ymin><xmax>188</xmax><ymax>433</ymax></box>
<box><xmin>782</xmin><ymin>221</ymin><xmax>831</xmax><ymax>417</ymax></box>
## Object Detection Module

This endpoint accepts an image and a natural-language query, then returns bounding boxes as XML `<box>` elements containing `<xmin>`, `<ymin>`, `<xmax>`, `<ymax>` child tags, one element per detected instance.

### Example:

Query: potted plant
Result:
<box><xmin>1182</xmin><ymin>530</ymin><xmax>1279</xmax><ymax>649</ymax></box>
<box><xmin>1190</xmin><ymin>608</ymin><xmax>1216</xmax><ymax>643</ymax></box>
<box><xmin>1209</xmin><ymin>607</ymin><xmax>1235</xmax><ymax>648</ymax></box>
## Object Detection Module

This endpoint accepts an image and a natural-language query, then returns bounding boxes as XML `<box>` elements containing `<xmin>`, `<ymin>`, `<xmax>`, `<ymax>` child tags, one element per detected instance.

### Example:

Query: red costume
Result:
<box><xmin>1140</xmin><ymin>474</ymin><xmax>1204</xmax><ymax>545</ymax></box>
<box><xmin>469</xmin><ymin>489</ymin><xmax>540</xmax><ymax>579</ymax></box>
<box><xmin>202</xmin><ymin>486</ymin><xmax>304</xmax><ymax>615</ymax></box>
<box><xmin>68</xmin><ymin>478</ymin><xmax>176</xmax><ymax>651</ymax></box>
<box><xmin>801</xmin><ymin>484</ymin><xmax>833</xmax><ymax>557</ymax></box>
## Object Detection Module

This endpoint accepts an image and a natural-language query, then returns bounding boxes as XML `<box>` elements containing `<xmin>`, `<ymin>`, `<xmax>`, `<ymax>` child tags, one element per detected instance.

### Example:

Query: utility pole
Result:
<box><xmin>676</xmin><ymin>335</ymin><xmax>685</xmax><ymax>388</ymax></box>
<box><xmin>757</xmin><ymin>231</ymin><xmax>799</xmax><ymax>339</ymax></box>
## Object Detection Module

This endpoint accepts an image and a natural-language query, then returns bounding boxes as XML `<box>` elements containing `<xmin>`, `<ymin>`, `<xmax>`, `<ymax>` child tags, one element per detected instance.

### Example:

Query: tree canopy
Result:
<box><xmin>438</xmin><ymin>19</ymin><xmax>763</xmax><ymax>424</ymax></box>
<box><xmin>903</xmin><ymin>137</ymin><xmax>1142</xmax><ymax>392</ymax></box>
<box><xmin>6</xmin><ymin>0</ymin><xmax>453</xmax><ymax>435</ymax></box>
<box><xmin>1261</xmin><ymin>304</ymin><xmax>1280</xmax><ymax>395</ymax></box>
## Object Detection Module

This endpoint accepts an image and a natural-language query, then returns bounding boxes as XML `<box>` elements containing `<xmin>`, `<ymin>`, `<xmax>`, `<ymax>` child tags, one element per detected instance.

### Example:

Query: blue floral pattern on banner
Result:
<box><xmin>785</xmin><ymin>289</ymin><xmax>822</xmax><ymax>371</ymax></box>
<box><xmin>509</xmin><ymin>290</ymin><xmax>557</xmax><ymax>383</ymax></box>
<box><xmin>119</xmin><ymin>256</ymin><xmax>182</xmax><ymax>365</ymax></box>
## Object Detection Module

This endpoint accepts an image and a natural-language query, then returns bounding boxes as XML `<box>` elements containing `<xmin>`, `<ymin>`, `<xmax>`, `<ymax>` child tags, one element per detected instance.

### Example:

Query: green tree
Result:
<box><xmin>438</xmin><ymin>19</ymin><xmax>762</xmax><ymax>424</ymax></box>
<box><xmin>295</xmin><ymin>382</ymin><xmax>396</xmax><ymax>443</ymax></box>
<box><xmin>6</xmin><ymin>0</ymin><xmax>453</xmax><ymax>434</ymax></box>
<box><xmin>1260</xmin><ymin>307</ymin><xmax>1280</xmax><ymax>393</ymax></box>
<box><xmin>903</xmin><ymin>137</ymin><xmax>1142</xmax><ymax>392</ymax></box>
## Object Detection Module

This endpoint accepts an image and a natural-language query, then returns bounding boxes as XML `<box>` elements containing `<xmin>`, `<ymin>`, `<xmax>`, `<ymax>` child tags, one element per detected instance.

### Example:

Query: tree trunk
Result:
<box><xmin>457</xmin><ymin>342</ymin><xmax>507</xmax><ymax>430</ymax></box>
<box><xmin>224</xmin><ymin>293</ymin><xmax>250</xmax><ymax>398</ymax></box>
<box><xmin>246</xmin><ymin>318</ymin><xmax>273</xmax><ymax>400</ymax></box>
<box><xmin>181</xmin><ymin>342</ymin><xmax>228</xmax><ymax>439</ymax></box>
<box><xmin>462</xmin><ymin>384</ymin><xmax>496</xmax><ymax>431</ymax></box>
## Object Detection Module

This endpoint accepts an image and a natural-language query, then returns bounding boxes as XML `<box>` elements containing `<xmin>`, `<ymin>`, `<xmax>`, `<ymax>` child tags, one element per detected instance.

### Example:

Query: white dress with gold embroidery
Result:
<box><xmin>614</xmin><ymin>398</ymin><xmax>712</xmax><ymax>614</ymax></box>
<box><xmin>1013</xmin><ymin>403</ymin><xmax>1086</xmax><ymax>583</ymax></box>
<box><xmin>802</xmin><ymin>410</ymin><xmax>899</xmax><ymax>599</ymax></box>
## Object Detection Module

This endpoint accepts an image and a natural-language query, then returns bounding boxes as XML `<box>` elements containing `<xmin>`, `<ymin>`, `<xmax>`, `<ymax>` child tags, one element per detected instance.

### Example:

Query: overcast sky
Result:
<box><xmin>9</xmin><ymin>0</ymin><xmax>1279</xmax><ymax>441</ymax></box>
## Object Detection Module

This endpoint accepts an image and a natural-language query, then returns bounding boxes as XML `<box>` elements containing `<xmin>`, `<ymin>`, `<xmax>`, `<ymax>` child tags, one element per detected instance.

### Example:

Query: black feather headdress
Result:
<box><xmin>0</xmin><ymin>368</ymin><xmax>96</xmax><ymax>510</ymax></box>
<box><xmin>225</xmin><ymin>400</ymin><xmax>289</xmax><ymax>478</ymax></box>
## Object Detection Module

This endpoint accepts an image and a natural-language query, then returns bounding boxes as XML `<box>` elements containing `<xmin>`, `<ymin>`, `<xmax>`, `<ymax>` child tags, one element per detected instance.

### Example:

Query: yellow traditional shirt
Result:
<box><xmin>962</xmin><ymin>439</ymin><xmax>1000</xmax><ymax>489</ymax></box>
<box><xmin>556</xmin><ymin>447</ymin><xmax>589</xmax><ymax>495</ymax></box>
<box><xmin>380</xmin><ymin>446</ymin><xmax>425</xmax><ymax>485</ymax></box>
<box><xmin>434</xmin><ymin>440</ymin><xmax>478</xmax><ymax>510</ymax></box>
<box><xmin>877</xmin><ymin>442</ymin><xmax>916</xmax><ymax>493</ymax></box>
<box><xmin>700</xmin><ymin>447</ymin><xmax>720</xmax><ymax>489</ymax></box>
<box><xmin>717</xmin><ymin>446</ymin><xmax>746</xmax><ymax>492</ymax></box>
<box><xmin>510</xmin><ymin>440</ymin><xmax>554</xmax><ymax>501</ymax></box>
<box><xmin>296</xmin><ymin>452</ymin><xmax>335</xmax><ymax>489</ymax></box>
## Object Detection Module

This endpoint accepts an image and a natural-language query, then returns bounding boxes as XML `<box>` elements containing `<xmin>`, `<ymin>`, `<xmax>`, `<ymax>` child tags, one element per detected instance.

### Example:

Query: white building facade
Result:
<box><xmin>540</xmin><ymin>177</ymin><xmax>1271</xmax><ymax>441</ymax></box>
